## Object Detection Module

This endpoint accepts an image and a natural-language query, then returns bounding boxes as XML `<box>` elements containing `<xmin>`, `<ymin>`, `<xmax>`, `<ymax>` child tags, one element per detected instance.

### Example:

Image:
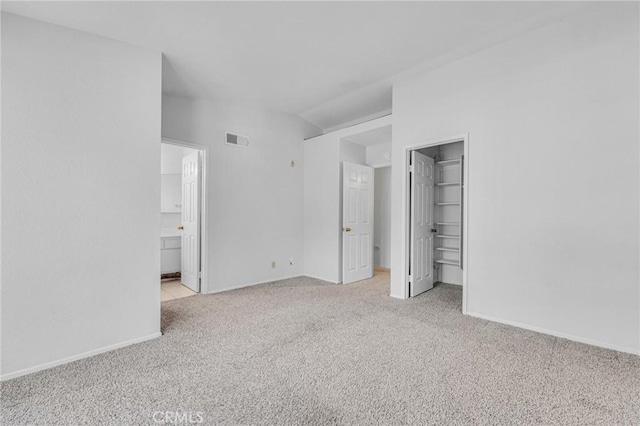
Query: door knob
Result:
<box><xmin>342</xmin><ymin>227</ymin><xmax>352</xmax><ymax>232</ymax></box>
<box><xmin>177</xmin><ymin>225</ymin><xmax>184</xmax><ymax>230</ymax></box>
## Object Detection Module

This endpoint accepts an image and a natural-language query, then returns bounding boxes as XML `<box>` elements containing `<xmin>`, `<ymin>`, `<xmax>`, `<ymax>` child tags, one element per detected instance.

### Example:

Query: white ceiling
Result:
<box><xmin>2</xmin><ymin>2</ymin><xmax>588</xmax><ymax>130</ymax></box>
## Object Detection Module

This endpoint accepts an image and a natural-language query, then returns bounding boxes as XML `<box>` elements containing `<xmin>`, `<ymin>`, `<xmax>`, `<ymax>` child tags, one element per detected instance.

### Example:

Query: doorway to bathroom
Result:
<box><xmin>160</xmin><ymin>138</ymin><xmax>208</xmax><ymax>301</ymax></box>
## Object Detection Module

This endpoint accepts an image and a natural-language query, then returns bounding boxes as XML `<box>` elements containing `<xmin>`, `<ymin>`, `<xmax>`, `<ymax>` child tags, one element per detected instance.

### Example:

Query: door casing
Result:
<box><xmin>342</xmin><ymin>161</ymin><xmax>375</xmax><ymax>284</ymax></box>
<box><xmin>402</xmin><ymin>134</ymin><xmax>469</xmax><ymax>313</ymax></box>
<box><xmin>161</xmin><ymin>138</ymin><xmax>209</xmax><ymax>294</ymax></box>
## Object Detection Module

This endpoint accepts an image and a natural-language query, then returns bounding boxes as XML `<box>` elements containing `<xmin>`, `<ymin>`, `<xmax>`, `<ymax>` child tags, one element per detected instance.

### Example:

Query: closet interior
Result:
<box><xmin>417</xmin><ymin>141</ymin><xmax>464</xmax><ymax>286</ymax></box>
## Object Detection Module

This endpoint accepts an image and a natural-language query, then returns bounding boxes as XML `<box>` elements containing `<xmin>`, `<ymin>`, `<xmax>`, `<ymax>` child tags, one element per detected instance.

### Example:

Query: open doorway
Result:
<box><xmin>374</xmin><ymin>166</ymin><xmax>391</xmax><ymax>273</ymax></box>
<box><xmin>404</xmin><ymin>135</ymin><xmax>468</xmax><ymax>312</ymax></box>
<box><xmin>160</xmin><ymin>139</ymin><xmax>208</xmax><ymax>301</ymax></box>
<box><xmin>339</xmin><ymin>123</ymin><xmax>392</xmax><ymax>284</ymax></box>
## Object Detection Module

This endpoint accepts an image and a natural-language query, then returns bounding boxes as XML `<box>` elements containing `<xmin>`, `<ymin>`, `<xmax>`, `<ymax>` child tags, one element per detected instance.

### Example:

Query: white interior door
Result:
<box><xmin>410</xmin><ymin>151</ymin><xmax>435</xmax><ymax>296</ymax></box>
<box><xmin>181</xmin><ymin>151</ymin><xmax>200</xmax><ymax>292</ymax></box>
<box><xmin>342</xmin><ymin>162</ymin><xmax>374</xmax><ymax>284</ymax></box>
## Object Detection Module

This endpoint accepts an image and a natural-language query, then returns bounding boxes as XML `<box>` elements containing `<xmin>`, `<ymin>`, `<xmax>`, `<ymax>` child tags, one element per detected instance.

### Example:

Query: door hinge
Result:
<box><xmin>408</xmin><ymin>275</ymin><xmax>412</xmax><ymax>283</ymax></box>
<box><xmin>198</xmin><ymin>271</ymin><xmax>202</xmax><ymax>279</ymax></box>
<box><xmin>409</xmin><ymin>165</ymin><xmax>415</xmax><ymax>173</ymax></box>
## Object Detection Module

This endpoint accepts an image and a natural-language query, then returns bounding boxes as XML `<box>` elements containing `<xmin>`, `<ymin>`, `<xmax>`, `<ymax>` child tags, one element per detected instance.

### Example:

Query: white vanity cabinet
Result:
<box><xmin>161</xmin><ymin>235</ymin><xmax>181</xmax><ymax>274</ymax></box>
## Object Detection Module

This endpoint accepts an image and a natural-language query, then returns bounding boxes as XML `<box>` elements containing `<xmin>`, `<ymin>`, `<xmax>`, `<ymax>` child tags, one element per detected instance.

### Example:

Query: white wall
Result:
<box><xmin>161</xmin><ymin>143</ymin><xmax>197</xmax><ymax>175</ymax></box>
<box><xmin>340</xmin><ymin>140</ymin><xmax>366</xmax><ymax>165</ymax></box>
<box><xmin>303</xmin><ymin>115</ymin><xmax>393</xmax><ymax>283</ymax></box>
<box><xmin>366</xmin><ymin>142</ymin><xmax>392</xmax><ymax>168</ymax></box>
<box><xmin>1</xmin><ymin>14</ymin><xmax>162</xmax><ymax>378</ymax></box>
<box><xmin>390</xmin><ymin>4</ymin><xmax>640</xmax><ymax>353</ymax></box>
<box><xmin>304</xmin><ymin>136</ymin><xmax>341</xmax><ymax>282</ymax></box>
<box><xmin>374</xmin><ymin>167</ymin><xmax>391</xmax><ymax>268</ymax></box>
<box><xmin>162</xmin><ymin>96</ymin><xmax>320</xmax><ymax>293</ymax></box>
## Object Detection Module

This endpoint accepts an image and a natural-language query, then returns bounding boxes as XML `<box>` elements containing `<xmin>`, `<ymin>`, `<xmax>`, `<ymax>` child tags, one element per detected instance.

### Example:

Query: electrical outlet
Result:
<box><xmin>271</xmin><ymin>261</ymin><xmax>276</xmax><ymax>268</ymax></box>
<box><xmin>289</xmin><ymin>258</ymin><xmax>294</xmax><ymax>266</ymax></box>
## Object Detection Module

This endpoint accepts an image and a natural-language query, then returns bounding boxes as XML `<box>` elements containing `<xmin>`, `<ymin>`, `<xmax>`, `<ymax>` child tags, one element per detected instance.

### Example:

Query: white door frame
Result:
<box><xmin>330</xmin><ymin>115</ymin><xmax>393</xmax><ymax>283</ymax></box>
<box><xmin>161</xmin><ymin>137</ymin><xmax>209</xmax><ymax>294</ymax></box>
<box><xmin>401</xmin><ymin>134</ymin><xmax>469</xmax><ymax>313</ymax></box>
<box><xmin>342</xmin><ymin>162</ymin><xmax>375</xmax><ymax>284</ymax></box>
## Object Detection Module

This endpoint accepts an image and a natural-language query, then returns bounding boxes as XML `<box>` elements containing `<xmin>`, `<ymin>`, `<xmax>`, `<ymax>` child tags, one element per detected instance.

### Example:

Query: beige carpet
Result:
<box><xmin>2</xmin><ymin>272</ymin><xmax>639</xmax><ymax>425</ymax></box>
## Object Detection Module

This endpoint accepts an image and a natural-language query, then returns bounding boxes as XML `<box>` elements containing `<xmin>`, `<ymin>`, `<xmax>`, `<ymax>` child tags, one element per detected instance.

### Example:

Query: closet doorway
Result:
<box><xmin>160</xmin><ymin>138</ymin><xmax>208</xmax><ymax>300</ymax></box>
<box><xmin>404</xmin><ymin>135</ymin><xmax>469</xmax><ymax>312</ymax></box>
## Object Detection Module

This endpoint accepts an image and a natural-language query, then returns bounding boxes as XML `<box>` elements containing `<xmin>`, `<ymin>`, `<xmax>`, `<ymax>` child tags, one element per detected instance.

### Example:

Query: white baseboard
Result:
<box><xmin>467</xmin><ymin>311</ymin><xmax>640</xmax><ymax>356</ymax></box>
<box><xmin>302</xmin><ymin>274</ymin><xmax>340</xmax><ymax>284</ymax></box>
<box><xmin>206</xmin><ymin>278</ymin><xmax>268</xmax><ymax>294</ymax></box>
<box><xmin>437</xmin><ymin>281</ymin><xmax>462</xmax><ymax>286</ymax></box>
<box><xmin>207</xmin><ymin>274</ymin><xmax>339</xmax><ymax>294</ymax></box>
<box><xmin>1</xmin><ymin>332</ymin><xmax>162</xmax><ymax>382</ymax></box>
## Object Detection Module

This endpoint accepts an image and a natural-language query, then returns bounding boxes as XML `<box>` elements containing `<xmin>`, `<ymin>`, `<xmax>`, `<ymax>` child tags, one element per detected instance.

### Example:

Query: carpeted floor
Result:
<box><xmin>2</xmin><ymin>272</ymin><xmax>639</xmax><ymax>425</ymax></box>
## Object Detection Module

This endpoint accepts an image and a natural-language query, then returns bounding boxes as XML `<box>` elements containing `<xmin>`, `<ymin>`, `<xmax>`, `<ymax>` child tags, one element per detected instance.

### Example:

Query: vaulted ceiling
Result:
<box><xmin>2</xmin><ymin>1</ymin><xmax>588</xmax><ymax>130</ymax></box>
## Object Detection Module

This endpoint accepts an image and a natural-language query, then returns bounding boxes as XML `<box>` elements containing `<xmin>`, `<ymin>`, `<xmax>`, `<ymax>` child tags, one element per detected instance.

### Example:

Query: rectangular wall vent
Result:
<box><xmin>226</xmin><ymin>132</ymin><xmax>250</xmax><ymax>148</ymax></box>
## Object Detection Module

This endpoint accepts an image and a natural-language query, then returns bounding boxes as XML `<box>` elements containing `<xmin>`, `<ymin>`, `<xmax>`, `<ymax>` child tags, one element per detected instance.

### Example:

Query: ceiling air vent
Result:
<box><xmin>226</xmin><ymin>132</ymin><xmax>250</xmax><ymax>148</ymax></box>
